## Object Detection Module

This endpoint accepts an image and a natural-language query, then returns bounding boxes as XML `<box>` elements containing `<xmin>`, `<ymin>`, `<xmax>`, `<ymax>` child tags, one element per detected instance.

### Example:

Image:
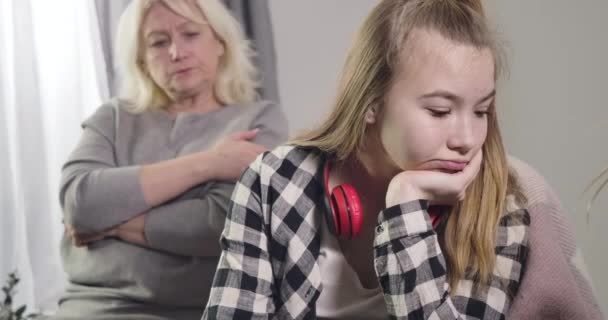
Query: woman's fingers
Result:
<box><xmin>65</xmin><ymin>224</ymin><xmax>115</xmax><ymax>247</ymax></box>
<box><xmin>73</xmin><ymin>233</ymin><xmax>106</xmax><ymax>247</ymax></box>
<box><xmin>209</xmin><ymin>130</ymin><xmax>270</xmax><ymax>181</ymax></box>
<box><xmin>245</xmin><ymin>141</ymin><xmax>268</xmax><ymax>157</ymax></box>
<box><xmin>228</xmin><ymin>128</ymin><xmax>259</xmax><ymax>141</ymax></box>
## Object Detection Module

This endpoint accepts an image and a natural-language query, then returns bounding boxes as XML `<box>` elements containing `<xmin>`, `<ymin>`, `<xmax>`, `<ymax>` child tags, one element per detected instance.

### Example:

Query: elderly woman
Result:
<box><xmin>53</xmin><ymin>0</ymin><xmax>287</xmax><ymax>319</ymax></box>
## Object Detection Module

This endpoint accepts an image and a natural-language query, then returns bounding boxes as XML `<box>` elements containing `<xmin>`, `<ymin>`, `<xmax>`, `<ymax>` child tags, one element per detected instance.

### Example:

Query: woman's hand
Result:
<box><xmin>207</xmin><ymin>129</ymin><xmax>268</xmax><ymax>181</ymax></box>
<box><xmin>65</xmin><ymin>214</ymin><xmax>148</xmax><ymax>247</ymax></box>
<box><xmin>139</xmin><ymin>129</ymin><xmax>267</xmax><ymax>207</ymax></box>
<box><xmin>114</xmin><ymin>214</ymin><xmax>147</xmax><ymax>246</ymax></box>
<box><xmin>65</xmin><ymin>225</ymin><xmax>117</xmax><ymax>247</ymax></box>
<box><xmin>385</xmin><ymin>151</ymin><xmax>482</xmax><ymax>208</ymax></box>
<box><xmin>66</xmin><ymin>225</ymin><xmax>105</xmax><ymax>247</ymax></box>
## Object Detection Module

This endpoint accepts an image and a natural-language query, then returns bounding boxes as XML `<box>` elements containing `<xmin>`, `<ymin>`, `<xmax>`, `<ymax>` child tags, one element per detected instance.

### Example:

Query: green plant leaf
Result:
<box><xmin>15</xmin><ymin>306</ymin><xmax>25</xmax><ymax>317</ymax></box>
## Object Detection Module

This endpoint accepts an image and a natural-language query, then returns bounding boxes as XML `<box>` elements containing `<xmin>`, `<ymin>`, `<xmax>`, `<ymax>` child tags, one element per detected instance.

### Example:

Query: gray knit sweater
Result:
<box><xmin>53</xmin><ymin>99</ymin><xmax>288</xmax><ymax>320</ymax></box>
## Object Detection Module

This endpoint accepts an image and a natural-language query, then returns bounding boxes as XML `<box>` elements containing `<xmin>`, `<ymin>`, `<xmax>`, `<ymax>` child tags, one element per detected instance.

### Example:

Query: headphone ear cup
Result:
<box><xmin>331</xmin><ymin>184</ymin><xmax>363</xmax><ymax>239</ymax></box>
<box><xmin>322</xmin><ymin>159</ymin><xmax>363</xmax><ymax>239</ymax></box>
<box><xmin>338</xmin><ymin>184</ymin><xmax>363</xmax><ymax>239</ymax></box>
<box><xmin>323</xmin><ymin>187</ymin><xmax>340</xmax><ymax>236</ymax></box>
<box><xmin>331</xmin><ymin>186</ymin><xmax>348</xmax><ymax>237</ymax></box>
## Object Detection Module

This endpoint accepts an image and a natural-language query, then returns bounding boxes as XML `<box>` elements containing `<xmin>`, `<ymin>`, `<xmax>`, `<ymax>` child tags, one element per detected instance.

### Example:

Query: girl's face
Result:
<box><xmin>369</xmin><ymin>28</ymin><xmax>495</xmax><ymax>174</ymax></box>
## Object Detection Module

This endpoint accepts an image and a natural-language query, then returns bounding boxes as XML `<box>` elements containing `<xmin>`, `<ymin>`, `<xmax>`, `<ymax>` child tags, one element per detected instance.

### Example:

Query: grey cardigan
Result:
<box><xmin>54</xmin><ymin>99</ymin><xmax>288</xmax><ymax>320</ymax></box>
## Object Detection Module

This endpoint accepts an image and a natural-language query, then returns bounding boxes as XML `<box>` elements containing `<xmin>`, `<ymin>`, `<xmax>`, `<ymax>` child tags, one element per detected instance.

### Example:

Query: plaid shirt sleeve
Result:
<box><xmin>374</xmin><ymin>199</ymin><xmax>529</xmax><ymax>320</ymax></box>
<box><xmin>203</xmin><ymin>154</ymin><xmax>276</xmax><ymax>320</ymax></box>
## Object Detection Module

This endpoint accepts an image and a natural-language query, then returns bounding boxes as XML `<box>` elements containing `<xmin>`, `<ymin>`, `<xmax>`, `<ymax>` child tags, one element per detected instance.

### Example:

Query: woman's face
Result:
<box><xmin>370</xmin><ymin>28</ymin><xmax>495</xmax><ymax>174</ymax></box>
<box><xmin>141</xmin><ymin>3</ymin><xmax>224</xmax><ymax>100</ymax></box>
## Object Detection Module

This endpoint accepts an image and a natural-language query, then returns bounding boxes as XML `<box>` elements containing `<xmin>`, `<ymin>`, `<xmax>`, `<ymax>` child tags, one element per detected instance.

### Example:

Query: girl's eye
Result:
<box><xmin>475</xmin><ymin>108</ymin><xmax>491</xmax><ymax>118</ymax></box>
<box><xmin>428</xmin><ymin>109</ymin><xmax>451</xmax><ymax>118</ymax></box>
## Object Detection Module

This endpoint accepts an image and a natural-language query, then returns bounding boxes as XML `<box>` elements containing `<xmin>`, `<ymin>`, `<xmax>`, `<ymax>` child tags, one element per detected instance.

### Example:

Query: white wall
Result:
<box><xmin>486</xmin><ymin>1</ymin><xmax>608</xmax><ymax>311</ymax></box>
<box><xmin>269</xmin><ymin>0</ymin><xmax>376</xmax><ymax>134</ymax></box>
<box><xmin>270</xmin><ymin>0</ymin><xmax>608</xmax><ymax>310</ymax></box>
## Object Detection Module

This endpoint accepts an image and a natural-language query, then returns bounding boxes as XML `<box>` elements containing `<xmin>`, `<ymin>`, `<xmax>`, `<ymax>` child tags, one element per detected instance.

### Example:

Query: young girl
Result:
<box><xmin>203</xmin><ymin>0</ymin><xmax>601</xmax><ymax>318</ymax></box>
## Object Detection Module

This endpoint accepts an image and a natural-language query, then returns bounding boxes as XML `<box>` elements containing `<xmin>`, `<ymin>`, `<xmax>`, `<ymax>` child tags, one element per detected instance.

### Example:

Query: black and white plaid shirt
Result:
<box><xmin>203</xmin><ymin>146</ymin><xmax>529</xmax><ymax>320</ymax></box>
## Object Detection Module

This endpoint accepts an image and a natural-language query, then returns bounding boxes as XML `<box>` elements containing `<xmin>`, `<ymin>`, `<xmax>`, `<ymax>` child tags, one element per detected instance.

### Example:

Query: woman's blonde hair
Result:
<box><xmin>115</xmin><ymin>0</ymin><xmax>258</xmax><ymax>112</ymax></box>
<box><xmin>291</xmin><ymin>0</ymin><xmax>521</xmax><ymax>293</ymax></box>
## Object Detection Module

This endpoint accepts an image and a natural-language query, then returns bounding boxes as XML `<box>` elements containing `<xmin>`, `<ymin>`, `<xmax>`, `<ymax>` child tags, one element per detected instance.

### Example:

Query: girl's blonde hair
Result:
<box><xmin>584</xmin><ymin>166</ymin><xmax>608</xmax><ymax>220</ymax></box>
<box><xmin>291</xmin><ymin>0</ymin><xmax>522</xmax><ymax>292</ymax></box>
<box><xmin>115</xmin><ymin>0</ymin><xmax>258</xmax><ymax>112</ymax></box>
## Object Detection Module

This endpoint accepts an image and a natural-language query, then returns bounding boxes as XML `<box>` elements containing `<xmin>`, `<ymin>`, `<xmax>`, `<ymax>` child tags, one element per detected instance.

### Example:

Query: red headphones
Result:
<box><xmin>323</xmin><ymin>159</ymin><xmax>363</xmax><ymax>239</ymax></box>
<box><xmin>323</xmin><ymin>159</ymin><xmax>445</xmax><ymax>239</ymax></box>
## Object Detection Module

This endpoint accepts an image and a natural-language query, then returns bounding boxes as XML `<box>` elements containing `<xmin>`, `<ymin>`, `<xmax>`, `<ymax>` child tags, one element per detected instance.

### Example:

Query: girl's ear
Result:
<box><xmin>365</xmin><ymin>106</ymin><xmax>378</xmax><ymax>124</ymax></box>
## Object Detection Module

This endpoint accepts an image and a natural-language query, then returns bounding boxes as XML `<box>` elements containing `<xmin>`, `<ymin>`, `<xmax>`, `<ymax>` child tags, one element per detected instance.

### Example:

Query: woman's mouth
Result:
<box><xmin>172</xmin><ymin>67</ymin><xmax>193</xmax><ymax>76</ymax></box>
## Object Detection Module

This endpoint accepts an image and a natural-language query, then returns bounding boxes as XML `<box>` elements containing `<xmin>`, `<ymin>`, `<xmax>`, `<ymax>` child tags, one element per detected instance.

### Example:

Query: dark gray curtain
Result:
<box><xmin>222</xmin><ymin>0</ymin><xmax>279</xmax><ymax>103</ymax></box>
<box><xmin>94</xmin><ymin>0</ymin><xmax>279</xmax><ymax>103</ymax></box>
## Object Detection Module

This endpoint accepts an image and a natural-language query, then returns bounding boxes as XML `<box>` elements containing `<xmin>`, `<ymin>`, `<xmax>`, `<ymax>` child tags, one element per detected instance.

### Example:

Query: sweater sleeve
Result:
<box><xmin>59</xmin><ymin>104</ymin><xmax>149</xmax><ymax>233</ymax></box>
<box><xmin>250</xmin><ymin>101</ymin><xmax>289</xmax><ymax>149</ymax></box>
<box><xmin>507</xmin><ymin>156</ymin><xmax>604</xmax><ymax>320</ymax></box>
<box><xmin>142</xmin><ymin>101</ymin><xmax>287</xmax><ymax>258</ymax></box>
<box><xmin>143</xmin><ymin>182</ymin><xmax>235</xmax><ymax>257</ymax></box>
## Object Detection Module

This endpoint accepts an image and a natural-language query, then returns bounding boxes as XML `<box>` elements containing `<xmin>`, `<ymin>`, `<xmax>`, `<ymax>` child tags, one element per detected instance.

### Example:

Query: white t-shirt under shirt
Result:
<box><xmin>316</xmin><ymin>220</ymin><xmax>388</xmax><ymax>320</ymax></box>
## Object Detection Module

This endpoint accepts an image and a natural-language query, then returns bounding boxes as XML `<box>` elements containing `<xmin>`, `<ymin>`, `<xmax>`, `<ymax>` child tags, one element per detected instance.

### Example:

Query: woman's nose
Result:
<box><xmin>169</xmin><ymin>40</ymin><xmax>185</xmax><ymax>61</ymax></box>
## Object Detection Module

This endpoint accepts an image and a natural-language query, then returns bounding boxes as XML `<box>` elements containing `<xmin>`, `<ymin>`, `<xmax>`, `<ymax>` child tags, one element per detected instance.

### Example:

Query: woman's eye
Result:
<box><xmin>150</xmin><ymin>39</ymin><xmax>168</xmax><ymax>48</ymax></box>
<box><xmin>184</xmin><ymin>32</ymin><xmax>200</xmax><ymax>38</ymax></box>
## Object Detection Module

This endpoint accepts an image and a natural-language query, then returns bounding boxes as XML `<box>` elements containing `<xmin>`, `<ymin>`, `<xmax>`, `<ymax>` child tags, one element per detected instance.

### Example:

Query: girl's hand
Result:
<box><xmin>385</xmin><ymin>151</ymin><xmax>482</xmax><ymax>208</ymax></box>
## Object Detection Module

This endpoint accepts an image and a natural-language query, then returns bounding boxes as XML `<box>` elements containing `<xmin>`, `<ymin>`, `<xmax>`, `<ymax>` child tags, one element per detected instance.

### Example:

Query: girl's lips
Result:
<box><xmin>417</xmin><ymin>160</ymin><xmax>468</xmax><ymax>172</ymax></box>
